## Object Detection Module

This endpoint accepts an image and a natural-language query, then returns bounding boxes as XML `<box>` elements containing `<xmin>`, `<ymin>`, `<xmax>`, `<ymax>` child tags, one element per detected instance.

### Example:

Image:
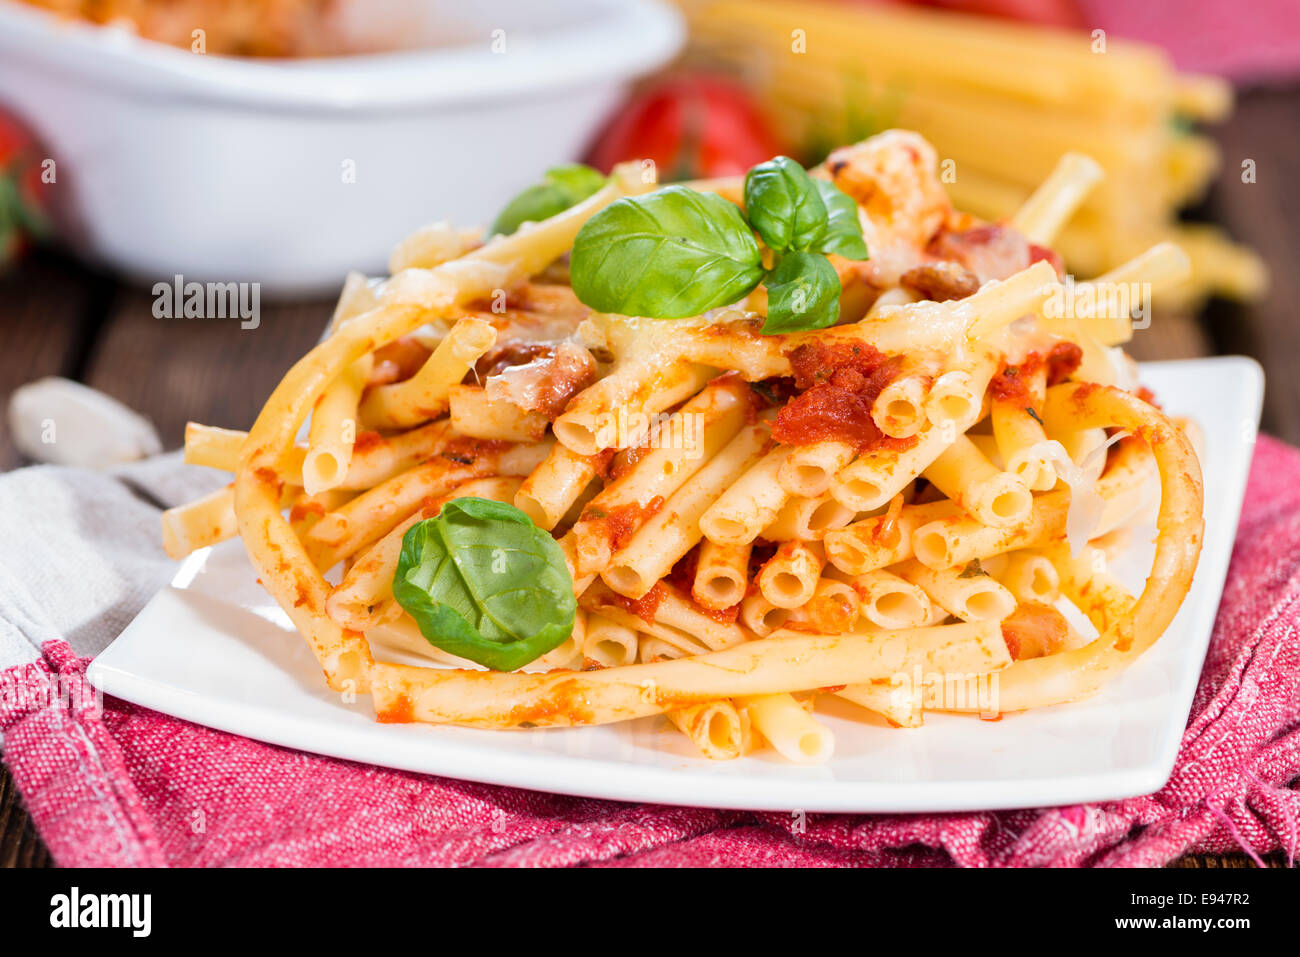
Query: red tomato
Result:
<box><xmin>894</xmin><ymin>0</ymin><xmax>1085</xmax><ymax>28</ymax></box>
<box><xmin>585</xmin><ymin>75</ymin><xmax>785</xmax><ymax>181</ymax></box>
<box><xmin>0</xmin><ymin>109</ymin><xmax>51</xmax><ymax>267</ymax></box>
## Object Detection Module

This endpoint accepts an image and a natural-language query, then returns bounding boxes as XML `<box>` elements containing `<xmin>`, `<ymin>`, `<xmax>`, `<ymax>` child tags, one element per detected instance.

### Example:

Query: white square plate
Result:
<box><xmin>88</xmin><ymin>357</ymin><xmax>1263</xmax><ymax>812</ymax></box>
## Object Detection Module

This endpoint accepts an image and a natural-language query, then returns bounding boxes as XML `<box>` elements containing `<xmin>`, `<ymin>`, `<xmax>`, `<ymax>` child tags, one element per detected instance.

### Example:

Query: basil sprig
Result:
<box><xmin>814</xmin><ymin>178</ymin><xmax>870</xmax><ymax>260</ymax></box>
<box><xmin>490</xmin><ymin>164</ymin><xmax>607</xmax><ymax>237</ymax></box>
<box><xmin>570</xmin><ymin>186</ymin><xmax>765</xmax><ymax>319</ymax></box>
<box><xmin>569</xmin><ymin>156</ymin><xmax>867</xmax><ymax>333</ymax></box>
<box><xmin>744</xmin><ymin>155</ymin><xmax>829</xmax><ymax>254</ymax></box>
<box><xmin>760</xmin><ymin>250</ymin><xmax>841</xmax><ymax>334</ymax></box>
<box><xmin>392</xmin><ymin>498</ymin><xmax>576</xmax><ymax>672</ymax></box>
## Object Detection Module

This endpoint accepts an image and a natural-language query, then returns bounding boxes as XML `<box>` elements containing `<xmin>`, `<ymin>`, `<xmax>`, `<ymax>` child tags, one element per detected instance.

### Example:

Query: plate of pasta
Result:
<box><xmin>89</xmin><ymin>131</ymin><xmax>1263</xmax><ymax>811</ymax></box>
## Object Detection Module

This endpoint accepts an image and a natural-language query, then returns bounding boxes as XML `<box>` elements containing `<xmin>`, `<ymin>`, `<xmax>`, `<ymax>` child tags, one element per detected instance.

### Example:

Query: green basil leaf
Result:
<box><xmin>545</xmin><ymin>164</ymin><xmax>607</xmax><ymax>199</ymax></box>
<box><xmin>570</xmin><ymin>185</ymin><xmax>764</xmax><ymax>318</ymax></box>
<box><xmin>392</xmin><ymin>498</ymin><xmax>576</xmax><ymax>672</ymax></box>
<box><xmin>490</xmin><ymin>164</ymin><xmax>606</xmax><ymax>237</ymax></box>
<box><xmin>813</xmin><ymin>178</ymin><xmax>869</xmax><ymax>260</ymax></box>
<box><xmin>744</xmin><ymin>156</ymin><xmax>828</xmax><ymax>253</ymax></box>
<box><xmin>761</xmin><ymin>251</ymin><xmax>841</xmax><ymax>334</ymax></box>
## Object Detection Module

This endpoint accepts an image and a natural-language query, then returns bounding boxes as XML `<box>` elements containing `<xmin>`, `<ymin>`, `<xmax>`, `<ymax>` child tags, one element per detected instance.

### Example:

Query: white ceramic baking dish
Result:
<box><xmin>0</xmin><ymin>0</ymin><xmax>683</xmax><ymax>293</ymax></box>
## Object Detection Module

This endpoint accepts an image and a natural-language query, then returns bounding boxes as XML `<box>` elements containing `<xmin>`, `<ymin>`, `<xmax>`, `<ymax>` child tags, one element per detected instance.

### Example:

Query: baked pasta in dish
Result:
<box><xmin>166</xmin><ymin>130</ymin><xmax>1203</xmax><ymax>764</ymax></box>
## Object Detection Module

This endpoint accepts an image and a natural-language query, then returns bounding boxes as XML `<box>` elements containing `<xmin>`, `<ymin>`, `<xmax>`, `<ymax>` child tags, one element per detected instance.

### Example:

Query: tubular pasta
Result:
<box><xmin>693</xmin><ymin>540</ymin><xmax>751</xmax><ymax>611</ymax></box>
<box><xmin>922</xmin><ymin>434</ymin><xmax>1033</xmax><ymax>528</ymax></box>
<box><xmin>738</xmin><ymin>694</ymin><xmax>834</xmax><ymax>764</ymax></box>
<box><xmin>359</xmin><ymin>317</ymin><xmax>497</xmax><ymax>430</ymax></box>
<box><xmin>553</xmin><ymin>360</ymin><xmax>716</xmax><ymax>457</ymax></box>
<box><xmin>602</xmin><ymin>421</ymin><xmax>772</xmax><ymax>599</ymax></box>
<box><xmin>449</xmin><ymin>384</ymin><xmax>549</xmax><ymax>442</ymax></box>
<box><xmin>303</xmin><ymin>353</ymin><xmax>371</xmax><ymax>495</ymax></box>
<box><xmin>367</xmin><ymin>622</ymin><xmax>1011</xmax><ymax>728</ymax></box>
<box><xmin>779</xmin><ymin>440</ymin><xmax>857</xmax><ymax>498</ymax></box>
<box><xmin>583</xmin><ymin>613</ymin><xmax>640</xmax><ymax>668</ymax></box>
<box><xmin>872</xmin><ymin>375</ymin><xmax>929</xmax><ymax>438</ymax></box>
<box><xmin>700</xmin><ymin>446</ymin><xmax>792</xmax><ymax>546</ymax></box>
<box><xmin>834</xmin><ymin>567</ymin><xmax>933</xmax><ymax>629</ymax></box>
<box><xmin>161</xmin><ymin>484</ymin><xmax>238</xmax><ymax>559</ymax></box>
<box><xmin>894</xmin><ymin>558</ymin><xmax>1016</xmax><ymax>622</ymax></box>
<box><xmin>572</xmin><ymin>374</ymin><xmax>757</xmax><ymax>572</ymax></box>
<box><xmin>668</xmin><ymin>701</ymin><xmax>748</xmax><ymax>760</ymax></box>
<box><xmin>757</xmin><ymin>541</ymin><xmax>825</xmax><ymax>609</ymax></box>
<box><xmin>824</xmin><ymin>498</ymin><xmax>965</xmax><ymax>574</ymax></box>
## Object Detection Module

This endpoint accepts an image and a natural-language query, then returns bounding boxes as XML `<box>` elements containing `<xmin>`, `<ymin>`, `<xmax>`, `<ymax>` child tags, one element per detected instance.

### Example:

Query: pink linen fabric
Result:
<box><xmin>1</xmin><ymin>437</ymin><xmax>1297</xmax><ymax>868</ymax></box>
<box><xmin>1078</xmin><ymin>0</ymin><xmax>1300</xmax><ymax>83</ymax></box>
<box><xmin>907</xmin><ymin>1</ymin><xmax>1300</xmax><ymax>84</ymax></box>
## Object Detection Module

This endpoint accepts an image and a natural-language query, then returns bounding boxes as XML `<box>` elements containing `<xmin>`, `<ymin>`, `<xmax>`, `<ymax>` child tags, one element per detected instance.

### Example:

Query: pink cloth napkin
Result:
<box><xmin>1077</xmin><ymin>0</ymin><xmax>1300</xmax><ymax>83</ymax></box>
<box><xmin>904</xmin><ymin>0</ymin><xmax>1300</xmax><ymax>83</ymax></box>
<box><xmin>2</xmin><ymin>435</ymin><xmax>1299</xmax><ymax>868</ymax></box>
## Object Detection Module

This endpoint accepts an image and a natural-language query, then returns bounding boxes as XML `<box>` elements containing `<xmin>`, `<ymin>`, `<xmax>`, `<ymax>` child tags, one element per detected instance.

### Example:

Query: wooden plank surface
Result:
<box><xmin>0</xmin><ymin>764</ymin><xmax>54</xmax><ymax>869</ymax></box>
<box><xmin>1199</xmin><ymin>86</ymin><xmax>1300</xmax><ymax>443</ymax></box>
<box><xmin>2</xmin><ymin>84</ymin><xmax>1297</xmax><ymax>869</ymax></box>
<box><xmin>0</xmin><ymin>253</ymin><xmax>116</xmax><ymax>469</ymax></box>
<box><xmin>83</xmin><ymin>287</ymin><xmax>333</xmax><ymax>450</ymax></box>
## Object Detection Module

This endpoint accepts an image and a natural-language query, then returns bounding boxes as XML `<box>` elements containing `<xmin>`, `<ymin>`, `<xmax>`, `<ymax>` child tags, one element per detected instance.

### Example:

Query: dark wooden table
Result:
<box><xmin>2</xmin><ymin>87</ymin><xmax>1297</xmax><ymax>868</ymax></box>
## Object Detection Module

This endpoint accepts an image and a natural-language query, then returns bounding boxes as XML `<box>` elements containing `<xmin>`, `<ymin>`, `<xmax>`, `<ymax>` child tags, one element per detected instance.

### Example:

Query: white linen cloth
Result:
<box><xmin>0</xmin><ymin>453</ymin><xmax>226</xmax><ymax>673</ymax></box>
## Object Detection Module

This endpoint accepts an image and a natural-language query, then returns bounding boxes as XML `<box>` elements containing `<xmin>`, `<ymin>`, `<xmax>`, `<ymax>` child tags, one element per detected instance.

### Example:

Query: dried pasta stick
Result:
<box><xmin>1010</xmin><ymin>152</ymin><xmax>1104</xmax><ymax>246</ymax></box>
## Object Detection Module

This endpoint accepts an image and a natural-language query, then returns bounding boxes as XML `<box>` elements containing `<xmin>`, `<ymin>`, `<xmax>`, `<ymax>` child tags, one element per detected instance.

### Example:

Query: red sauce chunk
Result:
<box><xmin>474</xmin><ymin>341</ymin><xmax>554</xmax><ymax>379</ymax></box>
<box><xmin>1028</xmin><ymin>243</ymin><xmax>1065</xmax><ymax>277</ymax></box>
<box><xmin>989</xmin><ymin>353</ymin><xmax>1045</xmax><ymax>405</ymax></box>
<box><xmin>773</xmin><ymin>341</ymin><xmax>902</xmax><ymax>451</ymax></box>
<box><xmin>438</xmin><ymin>435</ymin><xmax>508</xmax><ymax>466</ymax></box>
<box><xmin>899</xmin><ymin>261</ymin><xmax>979</xmax><ymax>302</ymax></box>
<box><xmin>608</xmin><ymin>444</ymin><xmax>649</xmax><ymax>483</ymax></box>
<box><xmin>667</xmin><ymin>547</ymin><xmax>699</xmax><ymax>594</ymax></box>
<box><xmin>352</xmin><ymin>430</ymin><xmax>384</xmax><ymax>454</ymax></box>
<box><xmin>370</xmin><ymin>337</ymin><xmax>433</xmax><ymax>386</ymax></box>
<box><xmin>700</xmin><ymin>602</ymin><xmax>740</xmax><ymax>624</ymax></box>
<box><xmin>990</xmin><ymin>341</ymin><xmax>1084</xmax><ymax>404</ymax></box>
<box><xmin>376</xmin><ymin>694</ymin><xmax>414</xmax><ymax>724</ymax></box>
<box><xmin>1135</xmin><ymin>385</ymin><xmax>1161</xmax><ymax>409</ymax></box>
<box><xmin>611</xmin><ymin>582</ymin><xmax>667</xmax><ymax>626</ymax></box>
<box><xmin>1045</xmin><ymin>341</ymin><xmax>1083</xmax><ymax>386</ymax></box>
<box><xmin>1000</xmin><ymin>602</ymin><xmax>1069</xmax><ymax>660</ymax></box>
<box><xmin>288</xmin><ymin>500</ymin><xmax>326</xmax><ymax>523</ymax></box>
<box><xmin>582</xmin><ymin>497</ymin><xmax>664</xmax><ymax>552</ymax></box>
